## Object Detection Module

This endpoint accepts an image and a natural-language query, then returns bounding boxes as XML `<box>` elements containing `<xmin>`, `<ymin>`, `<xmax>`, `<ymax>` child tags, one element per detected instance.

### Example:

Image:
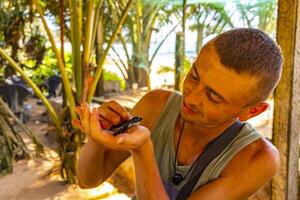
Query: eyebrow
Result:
<box><xmin>192</xmin><ymin>63</ymin><xmax>229</xmax><ymax>104</ymax></box>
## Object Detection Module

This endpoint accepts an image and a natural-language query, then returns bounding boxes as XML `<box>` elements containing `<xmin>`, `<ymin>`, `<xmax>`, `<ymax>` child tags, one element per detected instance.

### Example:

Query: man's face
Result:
<box><xmin>181</xmin><ymin>43</ymin><xmax>257</xmax><ymax>128</ymax></box>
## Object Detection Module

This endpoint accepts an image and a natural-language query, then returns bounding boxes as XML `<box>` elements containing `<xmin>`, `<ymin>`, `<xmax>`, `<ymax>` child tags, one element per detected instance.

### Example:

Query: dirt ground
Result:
<box><xmin>0</xmin><ymin>90</ymin><xmax>273</xmax><ymax>200</ymax></box>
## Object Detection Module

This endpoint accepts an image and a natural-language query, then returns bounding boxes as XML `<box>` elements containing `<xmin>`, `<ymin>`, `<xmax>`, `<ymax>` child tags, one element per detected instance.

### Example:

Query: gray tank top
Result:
<box><xmin>150</xmin><ymin>91</ymin><xmax>262</xmax><ymax>199</ymax></box>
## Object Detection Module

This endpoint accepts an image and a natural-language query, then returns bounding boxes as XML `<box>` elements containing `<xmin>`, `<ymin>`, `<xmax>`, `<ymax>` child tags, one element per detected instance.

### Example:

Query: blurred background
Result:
<box><xmin>0</xmin><ymin>0</ymin><xmax>289</xmax><ymax>200</ymax></box>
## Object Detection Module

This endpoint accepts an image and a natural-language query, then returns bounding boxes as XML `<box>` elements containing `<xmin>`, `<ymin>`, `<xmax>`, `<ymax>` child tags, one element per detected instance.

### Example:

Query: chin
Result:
<box><xmin>180</xmin><ymin>110</ymin><xmax>222</xmax><ymax>128</ymax></box>
<box><xmin>181</xmin><ymin>110</ymin><xmax>207</xmax><ymax>125</ymax></box>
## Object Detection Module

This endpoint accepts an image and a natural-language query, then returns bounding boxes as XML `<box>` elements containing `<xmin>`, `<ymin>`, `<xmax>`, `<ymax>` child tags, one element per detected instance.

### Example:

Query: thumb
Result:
<box><xmin>117</xmin><ymin>136</ymin><xmax>125</xmax><ymax>144</ymax></box>
<box><xmin>90</xmin><ymin>108</ymin><xmax>102</xmax><ymax>133</ymax></box>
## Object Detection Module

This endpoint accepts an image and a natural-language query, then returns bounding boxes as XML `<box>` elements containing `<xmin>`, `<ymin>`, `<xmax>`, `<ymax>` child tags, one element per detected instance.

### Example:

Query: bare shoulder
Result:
<box><xmin>248</xmin><ymin>138</ymin><xmax>280</xmax><ymax>172</ymax></box>
<box><xmin>222</xmin><ymin>137</ymin><xmax>280</xmax><ymax>179</ymax></box>
<box><xmin>141</xmin><ymin>89</ymin><xmax>172</xmax><ymax>102</ymax></box>
<box><xmin>131</xmin><ymin>89</ymin><xmax>173</xmax><ymax>130</ymax></box>
<box><xmin>214</xmin><ymin>137</ymin><xmax>280</xmax><ymax>197</ymax></box>
<box><xmin>189</xmin><ymin>138</ymin><xmax>280</xmax><ymax>199</ymax></box>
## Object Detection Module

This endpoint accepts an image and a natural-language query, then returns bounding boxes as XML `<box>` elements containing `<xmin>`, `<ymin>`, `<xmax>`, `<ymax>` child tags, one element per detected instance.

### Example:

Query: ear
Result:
<box><xmin>239</xmin><ymin>102</ymin><xmax>269</xmax><ymax>122</ymax></box>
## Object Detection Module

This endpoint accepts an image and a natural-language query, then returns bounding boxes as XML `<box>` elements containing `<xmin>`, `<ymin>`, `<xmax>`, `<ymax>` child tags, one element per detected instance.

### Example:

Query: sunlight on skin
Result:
<box><xmin>83</xmin><ymin>182</ymin><xmax>130</xmax><ymax>200</ymax></box>
<box><xmin>88</xmin><ymin>182</ymin><xmax>116</xmax><ymax>196</ymax></box>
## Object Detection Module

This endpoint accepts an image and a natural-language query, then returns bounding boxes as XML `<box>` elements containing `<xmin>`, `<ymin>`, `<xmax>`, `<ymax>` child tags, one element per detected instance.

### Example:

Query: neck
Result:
<box><xmin>178</xmin><ymin>116</ymin><xmax>237</xmax><ymax>147</ymax></box>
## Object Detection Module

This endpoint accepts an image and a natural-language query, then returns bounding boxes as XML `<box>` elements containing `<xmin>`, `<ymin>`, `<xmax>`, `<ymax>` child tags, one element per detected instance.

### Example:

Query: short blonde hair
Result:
<box><xmin>214</xmin><ymin>28</ymin><xmax>283</xmax><ymax>103</ymax></box>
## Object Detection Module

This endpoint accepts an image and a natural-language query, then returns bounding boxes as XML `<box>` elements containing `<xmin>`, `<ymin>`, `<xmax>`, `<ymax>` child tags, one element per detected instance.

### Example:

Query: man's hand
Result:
<box><xmin>72</xmin><ymin>102</ymin><xmax>151</xmax><ymax>151</ymax></box>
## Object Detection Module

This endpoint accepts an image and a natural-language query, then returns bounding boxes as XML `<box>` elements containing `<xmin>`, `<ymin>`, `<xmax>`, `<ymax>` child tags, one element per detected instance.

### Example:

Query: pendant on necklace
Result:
<box><xmin>172</xmin><ymin>173</ymin><xmax>183</xmax><ymax>185</ymax></box>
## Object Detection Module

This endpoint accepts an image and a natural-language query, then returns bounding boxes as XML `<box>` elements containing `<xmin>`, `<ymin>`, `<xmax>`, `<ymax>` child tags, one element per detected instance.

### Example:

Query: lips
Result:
<box><xmin>183</xmin><ymin>101</ymin><xmax>197</xmax><ymax>115</ymax></box>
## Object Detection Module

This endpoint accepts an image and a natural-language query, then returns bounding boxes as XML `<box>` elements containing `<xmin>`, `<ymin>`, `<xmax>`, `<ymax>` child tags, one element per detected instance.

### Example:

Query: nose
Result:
<box><xmin>185</xmin><ymin>82</ymin><xmax>206</xmax><ymax>107</ymax></box>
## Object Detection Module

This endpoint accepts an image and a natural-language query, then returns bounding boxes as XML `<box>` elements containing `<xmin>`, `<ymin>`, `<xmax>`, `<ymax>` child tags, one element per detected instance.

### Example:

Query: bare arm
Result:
<box><xmin>77</xmin><ymin>139</ymin><xmax>130</xmax><ymax>188</ymax></box>
<box><xmin>75</xmin><ymin>90</ymin><xmax>171</xmax><ymax>188</ymax></box>
<box><xmin>74</xmin><ymin>101</ymin><xmax>132</xmax><ymax>188</ymax></box>
<box><xmin>77</xmin><ymin>139</ymin><xmax>105</xmax><ymax>188</ymax></box>
<box><xmin>131</xmin><ymin>139</ymin><xmax>169</xmax><ymax>200</ymax></box>
<box><xmin>187</xmin><ymin>139</ymin><xmax>280</xmax><ymax>200</ymax></box>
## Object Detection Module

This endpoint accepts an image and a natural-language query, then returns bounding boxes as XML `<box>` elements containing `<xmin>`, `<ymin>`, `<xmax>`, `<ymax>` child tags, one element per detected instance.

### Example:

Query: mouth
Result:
<box><xmin>182</xmin><ymin>100</ymin><xmax>197</xmax><ymax>115</ymax></box>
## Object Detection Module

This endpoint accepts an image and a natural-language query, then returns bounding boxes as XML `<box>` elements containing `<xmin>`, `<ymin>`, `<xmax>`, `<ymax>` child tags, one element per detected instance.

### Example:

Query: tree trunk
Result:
<box><xmin>135</xmin><ymin>67</ymin><xmax>147</xmax><ymax>88</ymax></box>
<box><xmin>125</xmin><ymin>61</ymin><xmax>136</xmax><ymax>90</ymax></box>
<box><xmin>95</xmin><ymin>6</ymin><xmax>105</xmax><ymax>96</ymax></box>
<box><xmin>96</xmin><ymin>72</ymin><xmax>105</xmax><ymax>96</ymax></box>
<box><xmin>146</xmin><ymin>72</ymin><xmax>151</xmax><ymax>91</ymax></box>
<box><xmin>196</xmin><ymin>25</ymin><xmax>204</xmax><ymax>54</ymax></box>
<box><xmin>0</xmin><ymin>98</ymin><xmax>43</xmax><ymax>155</ymax></box>
<box><xmin>0</xmin><ymin>97</ymin><xmax>37</xmax><ymax>175</ymax></box>
<box><xmin>175</xmin><ymin>32</ymin><xmax>184</xmax><ymax>91</ymax></box>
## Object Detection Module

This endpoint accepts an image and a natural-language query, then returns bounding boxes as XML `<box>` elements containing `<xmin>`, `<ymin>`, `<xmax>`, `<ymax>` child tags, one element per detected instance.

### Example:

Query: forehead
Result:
<box><xmin>194</xmin><ymin>43</ymin><xmax>257</xmax><ymax>106</ymax></box>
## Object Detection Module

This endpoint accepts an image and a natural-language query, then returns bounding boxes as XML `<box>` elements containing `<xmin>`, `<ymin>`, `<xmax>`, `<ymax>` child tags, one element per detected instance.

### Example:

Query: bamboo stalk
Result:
<box><xmin>81</xmin><ymin>0</ymin><xmax>94</xmax><ymax>102</ymax></box>
<box><xmin>82</xmin><ymin>0</ymin><xmax>95</xmax><ymax>69</ymax></box>
<box><xmin>91</xmin><ymin>0</ymin><xmax>104</xmax><ymax>57</ymax></box>
<box><xmin>87</xmin><ymin>0</ymin><xmax>134</xmax><ymax>102</ymax></box>
<box><xmin>70</xmin><ymin>0</ymin><xmax>83</xmax><ymax>102</ymax></box>
<box><xmin>33</xmin><ymin>0</ymin><xmax>77</xmax><ymax>120</ymax></box>
<box><xmin>59</xmin><ymin>0</ymin><xmax>65</xmax><ymax>64</ymax></box>
<box><xmin>0</xmin><ymin>48</ymin><xmax>61</xmax><ymax>129</ymax></box>
<box><xmin>95</xmin><ymin>6</ymin><xmax>104</xmax><ymax>62</ymax></box>
<box><xmin>135</xmin><ymin>0</ymin><xmax>141</xmax><ymax>59</ymax></box>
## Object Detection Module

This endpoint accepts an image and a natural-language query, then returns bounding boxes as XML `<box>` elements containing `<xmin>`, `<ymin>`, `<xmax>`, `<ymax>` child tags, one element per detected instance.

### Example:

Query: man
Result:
<box><xmin>73</xmin><ymin>28</ymin><xmax>282</xmax><ymax>200</ymax></box>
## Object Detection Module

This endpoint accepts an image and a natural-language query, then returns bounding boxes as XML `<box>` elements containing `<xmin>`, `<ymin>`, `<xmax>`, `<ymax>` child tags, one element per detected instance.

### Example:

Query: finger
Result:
<box><xmin>81</xmin><ymin>102</ymin><xmax>90</xmax><ymax>133</ymax></box>
<box><xmin>117</xmin><ymin>136</ymin><xmax>125</xmax><ymax>145</ymax></box>
<box><xmin>99</xmin><ymin>116</ymin><xmax>111</xmax><ymax>129</ymax></box>
<box><xmin>98</xmin><ymin>100</ymin><xmax>130</xmax><ymax>121</ymax></box>
<box><xmin>89</xmin><ymin>108</ymin><xmax>102</xmax><ymax>139</ymax></box>
<box><xmin>98</xmin><ymin>106</ymin><xmax>121</xmax><ymax>124</ymax></box>
<box><xmin>107</xmin><ymin>100</ymin><xmax>131</xmax><ymax>120</ymax></box>
<box><xmin>71</xmin><ymin>119</ymin><xmax>85</xmax><ymax>133</ymax></box>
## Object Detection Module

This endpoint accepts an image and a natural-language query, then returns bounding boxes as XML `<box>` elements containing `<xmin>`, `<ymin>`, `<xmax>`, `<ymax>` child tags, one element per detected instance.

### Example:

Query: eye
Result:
<box><xmin>190</xmin><ymin>71</ymin><xmax>199</xmax><ymax>81</ymax></box>
<box><xmin>206</xmin><ymin>90</ymin><xmax>221</xmax><ymax>104</ymax></box>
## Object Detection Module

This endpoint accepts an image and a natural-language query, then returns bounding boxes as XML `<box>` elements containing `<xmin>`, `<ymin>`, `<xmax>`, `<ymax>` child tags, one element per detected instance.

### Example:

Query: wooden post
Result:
<box><xmin>272</xmin><ymin>0</ymin><xmax>300</xmax><ymax>199</ymax></box>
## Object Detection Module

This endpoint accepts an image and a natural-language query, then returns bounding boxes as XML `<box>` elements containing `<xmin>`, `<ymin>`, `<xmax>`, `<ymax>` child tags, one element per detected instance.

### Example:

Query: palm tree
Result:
<box><xmin>0</xmin><ymin>0</ymin><xmax>133</xmax><ymax>183</ymax></box>
<box><xmin>107</xmin><ymin>0</ymin><xmax>177</xmax><ymax>90</ymax></box>
<box><xmin>188</xmin><ymin>2</ymin><xmax>234</xmax><ymax>53</ymax></box>
<box><xmin>236</xmin><ymin>0</ymin><xmax>277</xmax><ymax>35</ymax></box>
<box><xmin>172</xmin><ymin>1</ymin><xmax>234</xmax><ymax>91</ymax></box>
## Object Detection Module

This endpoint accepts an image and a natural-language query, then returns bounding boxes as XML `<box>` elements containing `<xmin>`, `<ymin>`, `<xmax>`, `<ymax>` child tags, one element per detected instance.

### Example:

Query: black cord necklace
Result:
<box><xmin>172</xmin><ymin>120</ymin><xmax>201</xmax><ymax>185</ymax></box>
